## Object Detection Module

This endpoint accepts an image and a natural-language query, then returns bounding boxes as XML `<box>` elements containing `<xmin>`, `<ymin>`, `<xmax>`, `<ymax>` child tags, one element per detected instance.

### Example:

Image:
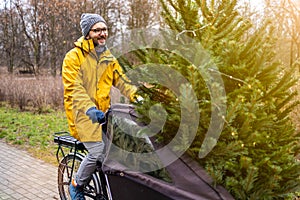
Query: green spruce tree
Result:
<box><xmin>118</xmin><ymin>0</ymin><xmax>300</xmax><ymax>199</ymax></box>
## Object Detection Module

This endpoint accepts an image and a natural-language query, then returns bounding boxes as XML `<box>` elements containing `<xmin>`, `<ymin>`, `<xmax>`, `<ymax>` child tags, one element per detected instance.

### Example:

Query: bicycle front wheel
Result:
<box><xmin>57</xmin><ymin>153</ymin><xmax>100</xmax><ymax>200</ymax></box>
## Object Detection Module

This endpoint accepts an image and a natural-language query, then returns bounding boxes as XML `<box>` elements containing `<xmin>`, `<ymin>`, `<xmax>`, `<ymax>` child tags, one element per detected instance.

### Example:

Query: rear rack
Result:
<box><xmin>54</xmin><ymin>131</ymin><xmax>85</xmax><ymax>150</ymax></box>
<box><xmin>53</xmin><ymin>131</ymin><xmax>86</xmax><ymax>164</ymax></box>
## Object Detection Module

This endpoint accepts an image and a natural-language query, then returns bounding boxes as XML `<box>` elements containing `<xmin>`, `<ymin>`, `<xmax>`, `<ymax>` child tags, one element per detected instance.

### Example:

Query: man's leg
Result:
<box><xmin>70</xmin><ymin>141</ymin><xmax>105</xmax><ymax>200</ymax></box>
<box><xmin>76</xmin><ymin>141</ymin><xmax>105</xmax><ymax>185</ymax></box>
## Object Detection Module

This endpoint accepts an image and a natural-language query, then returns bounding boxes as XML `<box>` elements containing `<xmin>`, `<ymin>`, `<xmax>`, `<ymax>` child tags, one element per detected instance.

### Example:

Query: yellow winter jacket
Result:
<box><xmin>62</xmin><ymin>36</ymin><xmax>137</xmax><ymax>142</ymax></box>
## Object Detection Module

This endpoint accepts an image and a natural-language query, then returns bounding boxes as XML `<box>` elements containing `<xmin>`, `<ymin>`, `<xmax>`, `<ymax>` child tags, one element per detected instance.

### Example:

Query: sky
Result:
<box><xmin>0</xmin><ymin>0</ymin><xmax>266</xmax><ymax>10</ymax></box>
<box><xmin>1</xmin><ymin>1</ymin><xmax>297</xmax><ymax>13</ymax></box>
<box><xmin>240</xmin><ymin>0</ymin><xmax>264</xmax><ymax>8</ymax></box>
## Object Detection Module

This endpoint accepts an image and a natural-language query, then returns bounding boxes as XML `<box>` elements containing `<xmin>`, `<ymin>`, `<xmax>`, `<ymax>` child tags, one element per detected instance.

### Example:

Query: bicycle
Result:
<box><xmin>54</xmin><ymin>131</ymin><xmax>111</xmax><ymax>200</ymax></box>
<box><xmin>53</xmin><ymin>103</ymin><xmax>234</xmax><ymax>200</ymax></box>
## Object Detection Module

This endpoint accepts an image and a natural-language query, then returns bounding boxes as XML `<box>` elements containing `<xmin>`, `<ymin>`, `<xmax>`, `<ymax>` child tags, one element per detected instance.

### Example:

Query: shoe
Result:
<box><xmin>69</xmin><ymin>179</ymin><xmax>85</xmax><ymax>200</ymax></box>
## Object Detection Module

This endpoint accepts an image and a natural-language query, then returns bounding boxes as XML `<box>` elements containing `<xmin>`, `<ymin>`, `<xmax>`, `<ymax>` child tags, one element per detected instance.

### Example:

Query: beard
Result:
<box><xmin>93</xmin><ymin>36</ymin><xmax>106</xmax><ymax>47</ymax></box>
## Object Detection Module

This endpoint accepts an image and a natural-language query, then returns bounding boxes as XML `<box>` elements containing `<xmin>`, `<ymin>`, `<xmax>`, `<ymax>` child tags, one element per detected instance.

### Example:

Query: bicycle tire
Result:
<box><xmin>57</xmin><ymin>153</ymin><xmax>101</xmax><ymax>200</ymax></box>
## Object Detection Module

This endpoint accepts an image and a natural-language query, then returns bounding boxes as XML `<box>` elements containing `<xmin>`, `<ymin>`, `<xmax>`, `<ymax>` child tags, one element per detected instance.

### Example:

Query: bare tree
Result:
<box><xmin>238</xmin><ymin>0</ymin><xmax>300</xmax><ymax>70</ymax></box>
<box><xmin>128</xmin><ymin>0</ymin><xmax>161</xmax><ymax>29</ymax></box>
<box><xmin>0</xmin><ymin>0</ymin><xmax>19</xmax><ymax>73</ymax></box>
<box><xmin>283</xmin><ymin>0</ymin><xmax>300</xmax><ymax>69</ymax></box>
<box><xmin>14</xmin><ymin>0</ymin><xmax>44</xmax><ymax>75</ymax></box>
<box><xmin>0</xmin><ymin>0</ymin><xmax>163</xmax><ymax>75</ymax></box>
<box><xmin>261</xmin><ymin>0</ymin><xmax>300</xmax><ymax>68</ymax></box>
<box><xmin>43</xmin><ymin>0</ymin><xmax>83</xmax><ymax>76</ymax></box>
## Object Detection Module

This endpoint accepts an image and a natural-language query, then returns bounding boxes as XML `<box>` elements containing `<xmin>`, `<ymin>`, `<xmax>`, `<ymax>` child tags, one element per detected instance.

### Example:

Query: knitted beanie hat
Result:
<box><xmin>80</xmin><ymin>13</ymin><xmax>107</xmax><ymax>37</ymax></box>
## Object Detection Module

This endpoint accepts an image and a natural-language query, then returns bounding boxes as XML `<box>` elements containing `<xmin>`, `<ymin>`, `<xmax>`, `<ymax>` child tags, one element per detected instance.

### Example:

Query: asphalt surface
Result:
<box><xmin>0</xmin><ymin>140</ymin><xmax>59</xmax><ymax>199</ymax></box>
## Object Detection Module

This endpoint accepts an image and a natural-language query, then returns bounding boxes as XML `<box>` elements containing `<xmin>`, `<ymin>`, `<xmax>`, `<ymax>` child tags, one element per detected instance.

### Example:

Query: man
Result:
<box><xmin>62</xmin><ymin>13</ymin><xmax>139</xmax><ymax>199</ymax></box>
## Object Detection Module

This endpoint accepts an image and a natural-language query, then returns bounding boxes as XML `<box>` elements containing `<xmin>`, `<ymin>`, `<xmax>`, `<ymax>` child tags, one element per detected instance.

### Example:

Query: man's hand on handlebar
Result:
<box><xmin>86</xmin><ymin>107</ymin><xmax>106</xmax><ymax>124</ymax></box>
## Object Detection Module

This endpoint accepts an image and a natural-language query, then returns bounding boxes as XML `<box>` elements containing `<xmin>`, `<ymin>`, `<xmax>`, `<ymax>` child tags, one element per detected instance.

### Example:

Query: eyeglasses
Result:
<box><xmin>90</xmin><ymin>28</ymin><xmax>108</xmax><ymax>34</ymax></box>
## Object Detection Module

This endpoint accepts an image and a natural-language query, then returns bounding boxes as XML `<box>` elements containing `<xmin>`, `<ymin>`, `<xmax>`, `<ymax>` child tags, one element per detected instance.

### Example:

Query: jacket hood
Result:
<box><xmin>74</xmin><ymin>36</ymin><xmax>95</xmax><ymax>54</ymax></box>
<box><xmin>74</xmin><ymin>36</ymin><xmax>114</xmax><ymax>60</ymax></box>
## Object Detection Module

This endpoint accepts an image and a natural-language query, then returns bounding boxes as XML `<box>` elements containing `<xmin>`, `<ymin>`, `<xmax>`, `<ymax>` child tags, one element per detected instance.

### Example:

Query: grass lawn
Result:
<box><xmin>0</xmin><ymin>105</ymin><xmax>68</xmax><ymax>165</ymax></box>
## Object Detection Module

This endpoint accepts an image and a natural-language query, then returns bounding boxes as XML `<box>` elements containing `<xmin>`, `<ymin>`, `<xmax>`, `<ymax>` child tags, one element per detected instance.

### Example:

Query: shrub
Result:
<box><xmin>0</xmin><ymin>74</ymin><xmax>64</xmax><ymax>112</ymax></box>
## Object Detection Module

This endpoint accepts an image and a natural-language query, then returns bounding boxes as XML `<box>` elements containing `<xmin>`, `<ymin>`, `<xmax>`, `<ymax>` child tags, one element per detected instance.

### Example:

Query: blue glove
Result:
<box><xmin>86</xmin><ymin>107</ymin><xmax>105</xmax><ymax>124</ymax></box>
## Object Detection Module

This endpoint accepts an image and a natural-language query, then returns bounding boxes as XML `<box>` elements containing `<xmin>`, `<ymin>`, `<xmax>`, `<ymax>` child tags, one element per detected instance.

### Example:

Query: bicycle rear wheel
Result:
<box><xmin>58</xmin><ymin>153</ymin><xmax>100</xmax><ymax>200</ymax></box>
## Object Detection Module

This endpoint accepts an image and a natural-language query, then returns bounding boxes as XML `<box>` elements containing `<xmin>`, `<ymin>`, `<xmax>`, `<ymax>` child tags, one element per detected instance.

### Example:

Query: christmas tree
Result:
<box><xmin>115</xmin><ymin>0</ymin><xmax>300</xmax><ymax>199</ymax></box>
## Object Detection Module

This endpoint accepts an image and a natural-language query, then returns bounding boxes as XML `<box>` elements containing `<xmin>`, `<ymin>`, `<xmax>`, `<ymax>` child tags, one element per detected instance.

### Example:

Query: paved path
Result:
<box><xmin>0</xmin><ymin>141</ymin><xmax>59</xmax><ymax>199</ymax></box>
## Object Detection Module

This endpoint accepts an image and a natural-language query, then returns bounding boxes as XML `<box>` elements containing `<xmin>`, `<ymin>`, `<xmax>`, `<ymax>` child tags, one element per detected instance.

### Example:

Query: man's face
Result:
<box><xmin>87</xmin><ymin>22</ymin><xmax>108</xmax><ymax>46</ymax></box>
